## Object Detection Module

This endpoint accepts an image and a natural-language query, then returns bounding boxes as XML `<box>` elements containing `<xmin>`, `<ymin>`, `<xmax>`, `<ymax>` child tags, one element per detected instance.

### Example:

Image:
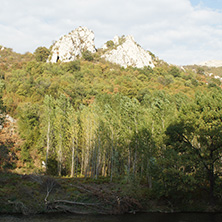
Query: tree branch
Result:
<box><xmin>180</xmin><ymin>134</ymin><xmax>210</xmax><ymax>171</ymax></box>
<box><xmin>52</xmin><ymin>200</ymin><xmax>100</xmax><ymax>206</ymax></box>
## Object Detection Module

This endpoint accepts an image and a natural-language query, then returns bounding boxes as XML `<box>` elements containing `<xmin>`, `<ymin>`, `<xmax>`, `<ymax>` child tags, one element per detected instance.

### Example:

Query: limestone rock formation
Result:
<box><xmin>197</xmin><ymin>60</ymin><xmax>222</xmax><ymax>68</ymax></box>
<box><xmin>101</xmin><ymin>35</ymin><xmax>155</xmax><ymax>68</ymax></box>
<box><xmin>48</xmin><ymin>27</ymin><xmax>96</xmax><ymax>63</ymax></box>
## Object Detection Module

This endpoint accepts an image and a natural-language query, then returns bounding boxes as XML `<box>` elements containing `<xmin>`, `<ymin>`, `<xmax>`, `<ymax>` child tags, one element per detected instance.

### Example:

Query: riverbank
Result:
<box><xmin>1</xmin><ymin>172</ymin><xmax>222</xmax><ymax>215</ymax></box>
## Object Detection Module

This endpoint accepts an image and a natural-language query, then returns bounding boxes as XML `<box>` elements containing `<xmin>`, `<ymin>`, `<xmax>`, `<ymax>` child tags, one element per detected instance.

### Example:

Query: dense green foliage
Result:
<box><xmin>1</xmin><ymin>46</ymin><xmax>222</xmax><ymax>209</ymax></box>
<box><xmin>34</xmin><ymin>47</ymin><xmax>50</xmax><ymax>62</ymax></box>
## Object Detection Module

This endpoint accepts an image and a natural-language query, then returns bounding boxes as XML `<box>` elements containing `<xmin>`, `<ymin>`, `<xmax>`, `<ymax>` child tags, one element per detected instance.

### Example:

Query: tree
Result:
<box><xmin>80</xmin><ymin>104</ymin><xmax>98</xmax><ymax>178</ymax></box>
<box><xmin>62</xmin><ymin>60</ymin><xmax>81</xmax><ymax>73</ymax></box>
<box><xmin>34</xmin><ymin>47</ymin><xmax>50</xmax><ymax>62</ymax></box>
<box><xmin>82</xmin><ymin>50</ymin><xmax>93</xmax><ymax>61</ymax></box>
<box><xmin>0</xmin><ymin>79</ymin><xmax>5</xmax><ymax>126</ymax></box>
<box><xmin>106</xmin><ymin>40</ymin><xmax>114</xmax><ymax>48</ymax></box>
<box><xmin>54</xmin><ymin>94</ymin><xmax>70</xmax><ymax>176</ymax></box>
<box><xmin>168</xmin><ymin>66</ymin><xmax>181</xmax><ymax>78</ymax></box>
<box><xmin>67</xmin><ymin>105</ymin><xmax>80</xmax><ymax>177</ymax></box>
<box><xmin>142</xmin><ymin>91</ymin><xmax>176</xmax><ymax>147</ymax></box>
<box><xmin>103</xmin><ymin>102</ymin><xmax>119</xmax><ymax>181</ymax></box>
<box><xmin>197</xmin><ymin>67</ymin><xmax>205</xmax><ymax>75</ymax></box>
<box><xmin>166</xmin><ymin>89</ymin><xmax>222</xmax><ymax>205</ymax></box>
<box><xmin>42</xmin><ymin>95</ymin><xmax>55</xmax><ymax>172</ymax></box>
<box><xmin>17</xmin><ymin>103</ymin><xmax>40</xmax><ymax>165</ymax></box>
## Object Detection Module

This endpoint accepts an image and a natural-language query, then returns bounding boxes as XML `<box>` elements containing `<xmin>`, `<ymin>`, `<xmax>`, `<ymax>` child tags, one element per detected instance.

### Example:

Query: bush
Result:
<box><xmin>106</xmin><ymin>40</ymin><xmax>114</xmax><ymax>48</ymax></box>
<box><xmin>47</xmin><ymin>156</ymin><xmax>58</xmax><ymax>176</ymax></box>
<box><xmin>34</xmin><ymin>47</ymin><xmax>50</xmax><ymax>62</ymax></box>
<box><xmin>62</xmin><ymin>60</ymin><xmax>81</xmax><ymax>73</ymax></box>
<box><xmin>169</xmin><ymin>66</ymin><xmax>181</xmax><ymax>78</ymax></box>
<box><xmin>82</xmin><ymin>50</ymin><xmax>94</xmax><ymax>61</ymax></box>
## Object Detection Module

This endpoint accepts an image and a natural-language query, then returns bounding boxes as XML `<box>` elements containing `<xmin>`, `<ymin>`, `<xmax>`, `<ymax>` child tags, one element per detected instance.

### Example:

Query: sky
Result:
<box><xmin>0</xmin><ymin>0</ymin><xmax>222</xmax><ymax>65</ymax></box>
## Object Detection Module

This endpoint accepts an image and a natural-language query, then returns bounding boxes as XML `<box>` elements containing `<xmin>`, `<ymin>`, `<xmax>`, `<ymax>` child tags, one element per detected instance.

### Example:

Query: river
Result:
<box><xmin>1</xmin><ymin>213</ymin><xmax>222</xmax><ymax>222</ymax></box>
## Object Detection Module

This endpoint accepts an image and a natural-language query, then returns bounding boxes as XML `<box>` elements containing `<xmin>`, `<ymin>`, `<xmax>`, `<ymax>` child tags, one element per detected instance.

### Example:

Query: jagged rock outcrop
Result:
<box><xmin>197</xmin><ymin>60</ymin><xmax>222</xmax><ymax>68</ymax></box>
<box><xmin>48</xmin><ymin>27</ymin><xmax>96</xmax><ymax>63</ymax></box>
<box><xmin>48</xmin><ymin>27</ymin><xmax>155</xmax><ymax>68</ymax></box>
<box><xmin>101</xmin><ymin>35</ymin><xmax>155</xmax><ymax>68</ymax></box>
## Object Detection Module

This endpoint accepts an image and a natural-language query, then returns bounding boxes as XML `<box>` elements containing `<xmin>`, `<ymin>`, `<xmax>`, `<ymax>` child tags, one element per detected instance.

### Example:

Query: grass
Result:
<box><xmin>1</xmin><ymin>171</ymin><xmax>221</xmax><ymax>215</ymax></box>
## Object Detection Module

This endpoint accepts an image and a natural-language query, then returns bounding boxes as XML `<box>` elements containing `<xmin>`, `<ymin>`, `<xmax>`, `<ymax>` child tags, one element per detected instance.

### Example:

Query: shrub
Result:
<box><xmin>169</xmin><ymin>66</ymin><xmax>181</xmax><ymax>78</ymax></box>
<box><xmin>34</xmin><ymin>47</ymin><xmax>50</xmax><ymax>62</ymax></box>
<box><xmin>106</xmin><ymin>40</ymin><xmax>114</xmax><ymax>48</ymax></box>
<box><xmin>62</xmin><ymin>60</ymin><xmax>81</xmax><ymax>73</ymax></box>
<box><xmin>82</xmin><ymin>50</ymin><xmax>94</xmax><ymax>61</ymax></box>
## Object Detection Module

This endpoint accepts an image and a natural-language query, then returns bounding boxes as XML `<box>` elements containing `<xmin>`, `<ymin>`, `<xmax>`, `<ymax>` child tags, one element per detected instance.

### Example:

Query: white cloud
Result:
<box><xmin>0</xmin><ymin>0</ymin><xmax>222</xmax><ymax>65</ymax></box>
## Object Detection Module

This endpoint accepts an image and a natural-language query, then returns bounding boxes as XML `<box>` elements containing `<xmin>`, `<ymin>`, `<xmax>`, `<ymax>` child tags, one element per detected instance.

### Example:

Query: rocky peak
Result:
<box><xmin>48</xmin><ymin>26</ymin><xmax>96</xmax><ymax>63</ymax></box>
<box><xmin>101</xmin><ymin>35</ymin><xmax>155</xmax><ymax>69</ymax></box>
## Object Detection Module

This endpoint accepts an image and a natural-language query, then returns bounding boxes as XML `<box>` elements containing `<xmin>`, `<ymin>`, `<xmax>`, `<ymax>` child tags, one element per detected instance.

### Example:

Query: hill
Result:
<box><xmin>0</xmin><ymin>46</ymin><xmax>34</xmax><ymax>72</ymax></box>
<box><xmin>197</xmin><ymin>60</ymin><xmax>222</xmax><ymax>68</ymax></box>
<box><xmin>1</xmin><ymin>27</ymin><xmax>222</xmax><ymax>214</ymax></box>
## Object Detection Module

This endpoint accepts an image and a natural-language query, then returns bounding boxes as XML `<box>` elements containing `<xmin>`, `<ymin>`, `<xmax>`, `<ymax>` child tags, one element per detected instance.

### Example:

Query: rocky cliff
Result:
<box><xmin>48</xmin><ymin>27</ymin><xmax>155</xmax><ymax>68</ymax></box>
<box><xmin>48</xmin><ymin>27</ymin><xmax>96</xmax><ymax>63</ymax></box>
<box><xmin>101</xmin><ymin>35</ymin><xmax>155</xmax><ymax>68</ymax></box>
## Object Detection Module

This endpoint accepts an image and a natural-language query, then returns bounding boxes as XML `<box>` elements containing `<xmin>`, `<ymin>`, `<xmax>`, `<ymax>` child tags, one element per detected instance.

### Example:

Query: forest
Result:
<box><xmin>1</xmin><ymin>45</ymin><xmax>222</xmax><ymax>213</ymax></box>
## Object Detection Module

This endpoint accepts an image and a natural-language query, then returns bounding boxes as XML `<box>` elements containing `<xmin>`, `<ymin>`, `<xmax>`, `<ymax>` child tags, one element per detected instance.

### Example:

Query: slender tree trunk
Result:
<box><xmin>152</xmin><ymin>120</ymin><xmax>154</xmax><ymax>135</ymax></box>
<box><xmin>95</xmin><ymin>135</ymin><xmax>100</xmax><ymax>179</ymax></box>
<box><xmin>102</xmin><ymin>151</ymin><xmax>106</xmax><ymax>177</ymax></box>
<box><xmin>75</xmin><ymin>137</ymin><xmax>78</xmax><ymax>177</ymax></box>
<box><xmin>140</xmin><ymin>154</ymin><xmax>144</xmax><ymax>177</ymax></box>
<box><xmin>110</xmin><ymin>129</ymin><xmax>114</xmax><ymax>182</ymax></box>
<box><xmin>133</xmin><ymin>151</ymin><xmax>137</xmax><ymax>176</ymax></box>
<box><xmin>208</xmin><ymin>149</ymin><xmax>215</xmax><ymax>206</ymax></box>
<box><xmin>133</xmin><ymin>117</ymin><xmax>138</xmax><ymax>177</ymax></box>
<box><xmin>93</xmin><ymin>136</ymin><xmax>99</xmax><ymax>179</ymax></box>
<box><xmin>209</xmin><ymin>172</ymin><xmax>215</xmax><ymax>205</ymax></box>
<box><xmin>84</xmin><ymin>147</ymin><xmax>89</xmax><ymax>178</ymax></box>
<box><xmin>91</xmin><ymin>142</ymin><xmax>95</xmax><ymax>179</ymax></box>
<box><xmin>89</xmin><ymin>118</ymin><xmax>93</xmax><ymax>177</ymax></box>
<box><xmin>81</xmin><ymin>149</ymin><xmax>84</xmax><ymax>176</ymax></box>
<box><xmin>84</xmin><ymin>116</ymin><xmax>91</xmax><ymax>178</ymax></box>
<box><xmin>46</xmin><ymin>120</ymin><xmax>50</xmax><ymax>171</ymax></box>
<box><xmin>209</xmin><ymin>162</ymin><xmax>215</xmax><ymax>206</ymax></box>
<box><xmin>147</xmin><ymin>160</ymin><xmax>152</xmax><ymax>189</ymax></box>
<box><xmin>58</xmin><ymin>133</ymin><xmax>62</xmax><ymax>176</ymax></box>
<box><xmin>128</xmin><ymin>142</ymin><xmax>131</xmax><ymax>179</ymax></box>
<box><xmin>96</xmin><ymin>145</ymin><xmax>99</xmax><ymax>179</ymax></box>
<box><xmin>162</xmin><ymin>115</ymin><xmax>165</xmax><ymax>130</ymax></box>
<box><xmin>71</xmin><ymin>138</ymin><xmax>75</xmax><ymax>177</ymax></box>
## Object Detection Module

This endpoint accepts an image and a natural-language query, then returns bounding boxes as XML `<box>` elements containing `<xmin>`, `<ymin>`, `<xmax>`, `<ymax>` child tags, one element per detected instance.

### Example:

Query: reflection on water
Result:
<box><xmin>1</xmin><ymin>213</ymin><xmax>222</xmax><ymax>222</ymax></box>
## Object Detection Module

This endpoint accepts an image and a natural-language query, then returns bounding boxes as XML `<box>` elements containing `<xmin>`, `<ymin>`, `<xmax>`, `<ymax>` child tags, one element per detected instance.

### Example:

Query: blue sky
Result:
<box><xmin>0</xmin><ymin>0</ymin><xmax>222</xmax><ymax>65</ymax></box>
<box><xmin>190</xmin><ymin>0</ymin><xmax>222</xmax><ymax>10</ymax></box>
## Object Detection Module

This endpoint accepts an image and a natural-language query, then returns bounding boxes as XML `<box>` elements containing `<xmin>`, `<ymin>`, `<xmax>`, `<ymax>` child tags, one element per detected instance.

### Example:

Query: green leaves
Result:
<box><xmin>82</xmin><ymin>50</ymin><xmax>94</xmax><ymax>61</ymax></box>
<box><xmin>34</xmin><ymin>47</ymin><xmax>50</xmax><ymax>62</ymax></box>
<box><xmin>165</xmin><ymin>89</ymin><xmax>222</xmax><ymax>203</ymax></box>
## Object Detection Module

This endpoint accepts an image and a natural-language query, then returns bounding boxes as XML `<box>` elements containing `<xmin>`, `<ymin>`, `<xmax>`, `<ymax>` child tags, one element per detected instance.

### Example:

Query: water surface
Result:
<box><xmin>1</xmin><ymin>212</ymin><xmax>222</xmax><ymax>222</ymax></box>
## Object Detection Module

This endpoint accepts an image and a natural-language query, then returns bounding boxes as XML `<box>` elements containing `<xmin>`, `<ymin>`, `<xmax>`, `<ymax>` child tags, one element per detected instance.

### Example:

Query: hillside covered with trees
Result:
<box><xmin>1</xmin><ymin>44</ymin><xmax>222</xmax><ymax>214</ymax></box>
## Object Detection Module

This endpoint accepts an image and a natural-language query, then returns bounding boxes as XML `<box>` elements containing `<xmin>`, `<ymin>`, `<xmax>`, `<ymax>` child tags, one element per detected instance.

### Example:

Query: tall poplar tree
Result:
<box><xmin>43</xmin><ymin>95</ymin><xmax>55</xmax><ymax>171</ymax></box>
<box><xmin>54</xmin><ymin>94</ymin><xmax>69</xmax><ymax>176</ymax></box>
<box><xmin>67</xmin><ymin>104</ymin><xmax>80</xmax><ymax>177</ymax></box>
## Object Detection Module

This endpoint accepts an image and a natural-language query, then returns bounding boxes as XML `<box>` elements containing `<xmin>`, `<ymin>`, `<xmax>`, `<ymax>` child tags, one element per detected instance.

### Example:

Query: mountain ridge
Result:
<box><xmin>196</xmin><ymin>60</ymin><xmax>222</xmax><ymax>68</ymax></box>
<box><xmin>48</xmin><ymin>26</ymin><xmax>155</xmax><ymax>68</ymax></box>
